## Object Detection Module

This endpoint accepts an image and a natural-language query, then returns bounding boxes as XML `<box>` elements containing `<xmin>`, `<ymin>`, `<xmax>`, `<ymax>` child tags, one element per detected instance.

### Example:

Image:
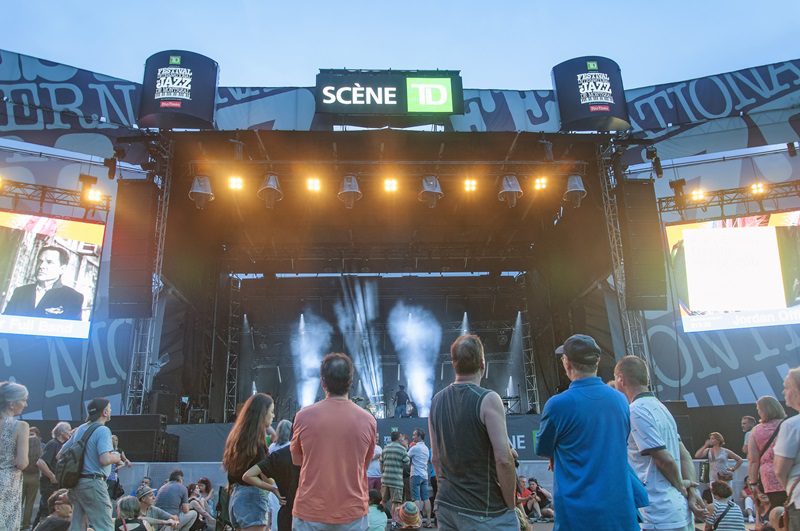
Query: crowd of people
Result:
<box><xmin>2</xmin><ymin>332</ymin><xmax>800</xmax><ymax>530</ymax></box>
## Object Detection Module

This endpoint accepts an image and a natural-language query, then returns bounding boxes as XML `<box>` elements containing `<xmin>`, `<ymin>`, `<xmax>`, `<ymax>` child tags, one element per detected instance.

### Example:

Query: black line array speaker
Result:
<box><xmin>113</xmin><ymin>429</ymin><xmax>179</xmax><ymax>462</ymax></box>
<box><xmin>617</xmin><ymin>178</ymin><xmax>668</xmax><ymax>310</ymax></box>
<box><xmin>109</xmin><ymin>180</ymin><xmax>158</xmax><ymax>319</ymax></box>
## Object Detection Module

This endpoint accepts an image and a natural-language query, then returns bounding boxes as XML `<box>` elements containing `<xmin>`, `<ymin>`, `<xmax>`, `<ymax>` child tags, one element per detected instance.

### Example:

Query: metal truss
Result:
<box><xmin>223</xmin><ymin>275</ymin><xmax>243</xmax><ymax>422</ymax></box>
<box><xmin>657</xmin><ymin>179</ymin><xmax>800</xmax><ymax>214</ymax></box>
<box><xmin>518</xmin><ymin>292</ymin><xmax>540</xmax><ymax>414</ymax></box>
<box><xmin>124</xmin><ymin>137</ymin><xmax>174</xmax><ymax>414</ymax></box>
<box><xmin>598</xmin><ymin>144</ymin><xmax>647</xmax><ymax>360</ymax></box>
<box><xmin>0</xmin><ymin>179</ymin><xmax>111</xmax><ymax>215</ymax></box>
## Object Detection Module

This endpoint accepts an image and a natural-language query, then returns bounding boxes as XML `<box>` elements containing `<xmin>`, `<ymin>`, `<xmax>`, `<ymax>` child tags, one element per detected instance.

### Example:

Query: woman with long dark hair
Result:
<box><xmin>222</xmin><ymin>393</ymin><xmax>278</xmax><ymax>531</ymax></box>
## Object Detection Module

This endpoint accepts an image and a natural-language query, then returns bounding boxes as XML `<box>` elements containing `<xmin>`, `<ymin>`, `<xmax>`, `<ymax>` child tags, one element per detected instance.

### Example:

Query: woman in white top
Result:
<box><xmin>0</xmin><ymin>382</ymin><xmax>30</xmax><ymax>530</ymax></box>
<box><xmin>696</xmin><ymin>431</ymin><xmax>744</xmax><ymax>483</ymax></box>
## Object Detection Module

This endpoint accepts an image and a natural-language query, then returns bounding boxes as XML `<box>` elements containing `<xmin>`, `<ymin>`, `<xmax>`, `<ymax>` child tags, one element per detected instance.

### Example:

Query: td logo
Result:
<box><xmin>169</xmin><ymin>56</ymin><xmax>182</xmax><ymax>65</ymax></box>
<box><xmin>406</xmin><ymin>78</ymin><xmax>453</xmax><ymax>113</ymax></box>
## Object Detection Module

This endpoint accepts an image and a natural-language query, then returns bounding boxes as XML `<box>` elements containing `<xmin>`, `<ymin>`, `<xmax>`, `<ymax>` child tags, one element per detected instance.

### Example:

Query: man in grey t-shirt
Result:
<box><xmin>154</xmin><ymin>470</ymin><xmax>197</xmax><ymax>531</ymax></box>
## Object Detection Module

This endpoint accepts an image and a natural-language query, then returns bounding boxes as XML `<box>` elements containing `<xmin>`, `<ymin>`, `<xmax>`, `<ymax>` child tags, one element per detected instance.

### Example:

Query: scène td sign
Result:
<box><xmin>316</xmin><ymin>70</ymin><xmax>462</xmax><ymax>116</ymax></box>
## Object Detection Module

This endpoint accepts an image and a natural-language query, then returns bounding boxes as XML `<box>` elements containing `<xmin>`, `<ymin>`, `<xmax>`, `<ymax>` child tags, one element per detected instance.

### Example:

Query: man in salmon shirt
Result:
<box><xmin>291</xmin><ymin>352</ymin><xmax>377</xmax><ymax>530</ymax></box>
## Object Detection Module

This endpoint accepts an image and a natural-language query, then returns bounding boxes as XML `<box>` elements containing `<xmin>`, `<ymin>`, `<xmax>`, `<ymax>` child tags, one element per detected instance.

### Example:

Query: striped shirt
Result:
<box><xmin>380</xmin><ymin>441</ymin><xmax>409</xmax><ymax>488</ymax></box>
<box><xmin>705</xmin><ymin>499</ymin><xmax>745</xmax><ymax>531</ymax></box>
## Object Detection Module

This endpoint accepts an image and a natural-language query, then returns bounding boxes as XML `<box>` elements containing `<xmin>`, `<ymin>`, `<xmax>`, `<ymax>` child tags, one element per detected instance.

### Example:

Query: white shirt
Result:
<box><xmin>367</xmin><ymin>445</ymin><xmax>382</xmax><ymax>478</ymax></box>
<box><xmin>627</xmin><ymin>394</ymin><xmax>692</xmax><ymax>530</ymax></box>
<box><xmin>407</xmin><ymin>441</ymin><xmax>429</xmax><ymax>478</ymax></box>
<box><xmin>774</xmin><ymin>414</ymin><xmax>800</xmax><ymax>507</ymax></box>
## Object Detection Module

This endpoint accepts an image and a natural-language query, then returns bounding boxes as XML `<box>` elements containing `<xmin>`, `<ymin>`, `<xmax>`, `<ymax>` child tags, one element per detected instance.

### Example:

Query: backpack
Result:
<box><xmin>55</xmin><ymin>423</ymin><xmax>102</xmax><ymax>488</ymax></box>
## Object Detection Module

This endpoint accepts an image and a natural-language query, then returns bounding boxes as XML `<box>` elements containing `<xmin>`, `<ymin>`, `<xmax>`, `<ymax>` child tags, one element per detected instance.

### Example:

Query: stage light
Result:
<box><xmin>384</xmin><ymin>178</ymin><xmax>398</xmax><ymax>193</ymax></box>
<box><xmin>563</xmin><ymin>174</ymin><xmax>587</xmax><ymax>208</ymax></box>
<box><xmin>103</xmin><ymin>157</ymin><xmax>117</xmax><ymax>180</ymax></box>
<box><xmin>646</xmin><ymin>146</ymin><xmax>663</xmax><ymax>178</ymax></box>
<box><xmin>464</xmin><ymin>178</ymin><xmax>477</xmax><ymax>192</ymax></box>
<box><xmin>306</xmin><ymin>177</ymin><xmax>321</xmax><ymax>192</ymax></box>
<box><xmin>540</xmin><ymin>140</ymin><xmax>554</xmax><ymax>162</ymax></box>
<box><xmin>533</xmin><ymin>177</ymin><xmax>547</xmax><ymax>191</ymax></box>
<box><xmin>78</xmin><ymin>173</ymin><xmax>100</xmax><ymax>208</ymax></box>
<box><xmin>789</xmin><ymin>142</ymin><xmax>798</xmax><ymax>157</ymax></box>
<box><xmin>228</xmin><ymin>176</ymin><xmax>244</xmax><ymax>191</ymax></box>
<box><xmin>690</xmin><ymin>189</ymin><xmax>705</xmax><ymax>202</ymax></box>
<box><xmin>338</xmin><ymin>174</ymin><xmax>362</xmax><ymax>209</ymax></box>
<box><xmin>750</xmin><ymin>182</ymin><xmax>767</xmax><ymax>195</ymax></box>
<box><xmin>257</xmin><ymin>173</ymin><xmax>283</xmax><ymax>209</ymax></box>
<box><xmin>418</xmin><ymin>175</ymin><xmax>443</xmax><ymax>208</ymax></box>
<box><xmin>188</xmin><ymin>175</ymin><xmax>215</xmax><ymax>209</ymax></box>
<box><xmin>86</xmin><ymin>188</ymin><xmax>102</xmax><ymax>203</ymax></box>
<box><xmin>498</xmin><ymin>174</ymin><xmax>522</xmax><ymax>208</ymax></box>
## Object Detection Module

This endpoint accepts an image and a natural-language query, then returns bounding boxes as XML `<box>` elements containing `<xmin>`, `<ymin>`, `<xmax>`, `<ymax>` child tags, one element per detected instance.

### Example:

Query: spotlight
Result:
<box><xmin>563</xmin><ymin>174</ymin><xmax>587</xmax><ymax>208</ymax></box>
<box><xmin>533</xmin><ymin>177</ymin><xmax>547</xmax><ymax>191</ymax></box>
<box><xmin>750</xmin><ymin>182</ymin><xmax>767</xmax><ymax>195</ymax></box>
<box><xmin>102</xmin><ymin>157</ymin><xmax>117</xmax><ymax>180</ymax></box>
<box><xmin>228</xmin><ymin>176</ymin><xmax>244</xmax><ymax>190</ymax></box>
<box><xmin>668</xmin><ymin>178</ymin><xmax>686</xmax><ymax>210</ymax></box>
<box><xmin>690</xmin><ymin>189</ymin><xmax>705</xmax><ymax>202</ymax></box>
<box><xmin>498</xmin><ymin>174</ymin><xmax>522</xmax><ymax>208</ymax></box>
<box><xmin>188</xmin><ymin>175</ymin><xmax>215</xmax><ymax>209</ymax></box>
<box><xmin>306</xmin><ymin>177</ymin><xmax>321</xmax><ymax>192</ymax></box>
<box><xmin>78</xmin><ymin>173</ymin><xmax>100</xmax><ymax>208</ymax></box>
<box><xmin>384</xmin><ymin>178</ymin><xmax>398</xmax><ymax>193</ymax></box>
<box><xmin>646</xmin><ymin>146</ymin><xmax>663</xmax><ymax>178</ymax></box>
<box><xmin>464</xmin><ymin>178</ymin><xmax>477</xmax><ymax>192</ymax></box>
<box><xmin>540</xmin><ymin>140</ymin><xmax>554</xmax><ymax>162</ymax></box>
<box><xmin>338</xmin><ymin>174</ymin><xmax>362</xmax><ymax>209</ymax></box>
<box><xmin>789</xmin><ymin>142</ymin><xmax>798</xmax><ymax>157</ymax></box>
<box><xmin>257</xmin><ymin>173</ymin><xmax>283</xmax><ymax>209</ymax></box>
<box><xmin>418</xmin><ymin>175</ymin><xmax>443</xmax><ymax>208</ymax></box>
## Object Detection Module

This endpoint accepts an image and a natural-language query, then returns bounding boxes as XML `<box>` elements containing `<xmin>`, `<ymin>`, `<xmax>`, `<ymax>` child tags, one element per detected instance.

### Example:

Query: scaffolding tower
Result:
<box><xmin>223</xmin><ymin>275</ymin><xmax>243</xmax><ymax>422</ymax></box>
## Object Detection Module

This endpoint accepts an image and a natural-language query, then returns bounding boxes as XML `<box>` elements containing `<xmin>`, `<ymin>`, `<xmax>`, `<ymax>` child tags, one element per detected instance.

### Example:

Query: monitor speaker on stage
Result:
<box><xmin>552</xmin><ymin>56</ymin><xmax>631</xmax><ymax>132</ymax></box>
<box><xmin>617</xmin><ymin>178</ymin><xmax>667</xmax><ymax>310</ymax></box>
<box><xmin>109</xmin><ymin>180</ymin><xmax>158</xmax><ymax>319</ymax></box>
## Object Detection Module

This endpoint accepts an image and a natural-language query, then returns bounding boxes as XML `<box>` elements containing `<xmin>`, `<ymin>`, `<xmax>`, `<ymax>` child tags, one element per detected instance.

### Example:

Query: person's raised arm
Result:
<box><xmin>694</xmin><ymin>440</ymin><xmax>710</xmax><ymax>459</ymax></box>
<box><xmin>481</xmin><ymin>391</ymin><xmax>516</xmax><ymax>509</ymax></box>
<box><xmin>14</xmin><ymin>420</ymin><xmax>29</xmax><ymax>470</ymax></box>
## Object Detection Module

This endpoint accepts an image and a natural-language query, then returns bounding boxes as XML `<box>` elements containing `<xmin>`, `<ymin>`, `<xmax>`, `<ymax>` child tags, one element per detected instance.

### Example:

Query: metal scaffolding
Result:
<box><xmin>124</xmin><ymin>138</ymin><xmax>173</xmax><ymax>414</ymax></box>
<box><xmin>0</xmin><ymin>179</ymin><xmax>111</xmax><ymax>216</ymax></box>
<box><xmin>223</xmin><ymin>275</ymin><xmax>243</xmax><ymax>422</ymax></box>
<box><xmin>520</xmin><ymin>298</ymin><xmax>541</xmax><ymax>414</ymax></box>
<box><xmin>598</xmin><ymin>144</ymin><xmax>648</xmax><ymax>360</ymax></box>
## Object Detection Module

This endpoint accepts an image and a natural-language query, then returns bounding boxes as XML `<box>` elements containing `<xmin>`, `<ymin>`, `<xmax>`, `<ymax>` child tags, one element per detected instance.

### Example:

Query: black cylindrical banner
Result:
<box><xmin>552</xmin><ymin>56</ymin><xmax>630</xmax><ymax>132</ymax></box>
<box><xmin>137</xmin><ymin>50</ymin><xmax>218</xmax><ymax>130</ymax></box>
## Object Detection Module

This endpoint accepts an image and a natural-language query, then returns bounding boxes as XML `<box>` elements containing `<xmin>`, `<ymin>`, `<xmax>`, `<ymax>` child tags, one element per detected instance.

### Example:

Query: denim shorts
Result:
<box><xmin>411</xmin><ymin>475</ymin><xmax>429</xmax><ymax>501</ymax></box>
<box><xmin>229</xmin><ymin>484</ymin><xmax>270</xmax><ymax>528</ymax></box>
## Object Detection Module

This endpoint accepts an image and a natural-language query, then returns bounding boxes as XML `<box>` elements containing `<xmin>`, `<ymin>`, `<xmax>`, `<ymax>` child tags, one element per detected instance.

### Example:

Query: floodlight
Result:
<box><xmin>498</xmin><ymin>175</ymin><xmax>522</xmax><ymax>208</ymax></box>
<box><xmin>257</xmin><ymin>173</ymin><xmax>283</xmax><ymax>209</ymax></box>
<box><xmin>228</xmin><ymin>176</ymin><xmax>244</xmax><ymax>190</ymax></box>
<box><xmin>563</xmin><ymin>175</ymin><xmax>587</xmax><ymax>208</ymax></box>
<box><xmin>188</xmin><ymin>175</ymin><xmax>215</xmax><ymax>209</ymax></box>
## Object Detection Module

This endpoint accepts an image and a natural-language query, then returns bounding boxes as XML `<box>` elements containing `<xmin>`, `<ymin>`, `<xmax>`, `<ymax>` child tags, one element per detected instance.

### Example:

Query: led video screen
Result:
<box><xmin>666</xmin><ymin>210</ymin><xmax>800</xmax><ymax>333</ymax></box>
<box><xmin>0</xmin><ymin>211</ymin><xmax>106</xmax><ymax>339</ymax></box>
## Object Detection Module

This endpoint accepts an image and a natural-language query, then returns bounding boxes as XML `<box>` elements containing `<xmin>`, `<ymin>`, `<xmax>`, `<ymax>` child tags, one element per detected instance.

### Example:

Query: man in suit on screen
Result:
<box><xmin>4</xmin><ymin>245</ymin><xmax>84</xmax><ymax>320</ymax></box>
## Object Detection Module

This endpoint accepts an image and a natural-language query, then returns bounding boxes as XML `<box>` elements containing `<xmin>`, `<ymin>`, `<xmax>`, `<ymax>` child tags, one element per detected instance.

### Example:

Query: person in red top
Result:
<box><xmin>291</xmin><ymin>352</ymin><xmax>377</xmax><ymax>530</ymax></box>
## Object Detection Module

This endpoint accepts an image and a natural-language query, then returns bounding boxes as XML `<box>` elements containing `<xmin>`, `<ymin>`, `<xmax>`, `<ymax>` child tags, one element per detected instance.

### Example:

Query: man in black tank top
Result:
<box><xmin>428</xmin><ymin>334</ymin><xmax>518</xmax><ymax>531</ymax></box>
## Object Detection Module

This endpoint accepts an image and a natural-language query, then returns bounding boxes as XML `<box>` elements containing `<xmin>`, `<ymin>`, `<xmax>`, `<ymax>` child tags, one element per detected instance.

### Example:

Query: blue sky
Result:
<box><xmin>2</xmin><ymin>1</ymin><xmax>798</xmax><ymax>89</ymax></box>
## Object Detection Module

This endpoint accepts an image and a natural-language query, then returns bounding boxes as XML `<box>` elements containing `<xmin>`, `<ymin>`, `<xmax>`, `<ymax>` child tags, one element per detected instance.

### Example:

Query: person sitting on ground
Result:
<box><xmin>137</xmin><ymin>485</ymin><xmax>179</xmax><ymax>529</ymax></box>
<box><xmin>394</xmin><ymin>501</ymin><xmax>422</xmax><ymax>530</ymax></box>
<box><xmin>115</xmin><ymin>495</ymin><xmax>153</xmax><ymax>531</ymax></box>
<box><xmin>739</xmin><ymin>484</ymin><xmax>756</xmax><ymax>524</ymax></box>
<box><xmin>515</xmin><ymin>476</ymin><xmax>533</xmax><ymax>516</ymax></box>
<box><xmin>154</xmin><ymin>470</ymin><xmax>198</xmax><ymax>531</ymax></box>
<box><xmin>527</xmin><ymin>478</ymin><xmax>554</xmax><ymax>520</ymax></box>
<box><xmin>187</xmin><ymin>483</ymin><xmax>216</xmax><ymax>529</ymax></box>
<box><xmin>704</xmin><ymin>481</ymin><xmax>745</xmax><ymax>531</ymax></box>
<box><xmin>367</xmin><ymin>489</ymin><xmax>388</xmax><ymax>531</ymax></box>
<box><xmin>33</xmin><ymin>489</ymin><xmax>71</xmax><ymax>531</ymax></box>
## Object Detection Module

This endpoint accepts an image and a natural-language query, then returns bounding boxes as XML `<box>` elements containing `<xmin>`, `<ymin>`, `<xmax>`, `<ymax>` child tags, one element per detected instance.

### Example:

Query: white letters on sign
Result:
<box><xmin>321</xmin><ymin>84</ymin><xmax>398</xmax><ymax>106</ymax></box>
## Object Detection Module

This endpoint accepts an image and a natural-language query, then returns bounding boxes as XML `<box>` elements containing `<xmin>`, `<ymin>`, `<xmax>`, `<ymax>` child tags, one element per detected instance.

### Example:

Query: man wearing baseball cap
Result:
<box><xmin>137</xmin><ymin>485</ymin><xmax>179</xmax><ymax>529</ymax></box>
<box><xmin>57</xmin><ymin>397</ymin><xmax>121</xmax><ymax>531</ymax></box>
<box><xmin>535</xmin><ymin>334</ymin><xmax>638</xmax><ymax>530</ymax></box>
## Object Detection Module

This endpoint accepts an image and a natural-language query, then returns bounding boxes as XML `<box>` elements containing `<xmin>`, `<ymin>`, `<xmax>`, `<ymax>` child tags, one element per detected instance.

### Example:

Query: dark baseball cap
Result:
<box><xmin>555</xmin><ymin>334</ymin><xmax>601</xmax><ymax>365</ymax></box>
<box><xmin>86</xmin><ymin>397</ymin><xmax>110</xmax><ymax>421</ymax></box>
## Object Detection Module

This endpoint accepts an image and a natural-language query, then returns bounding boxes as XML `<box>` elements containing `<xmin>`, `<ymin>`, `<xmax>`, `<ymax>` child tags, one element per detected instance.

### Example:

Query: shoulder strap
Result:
<box><xmin>758</xmin><ymin>419</ymin><xmax>786</xmax><ymax>459</ymax></box>
<box><xmin>712</xmin><ymin>501</ymin><xmax>734</xmax><ymax>530</ymax></box>
<box><xmin>787</xmin><ymin>477</ymin><xmax>800</xmax><ymax>504</ymax></box>
<box><xmin>80</xmin><ymin>422</ymin><xmax>102</xmax><ymax>442</ymax></box>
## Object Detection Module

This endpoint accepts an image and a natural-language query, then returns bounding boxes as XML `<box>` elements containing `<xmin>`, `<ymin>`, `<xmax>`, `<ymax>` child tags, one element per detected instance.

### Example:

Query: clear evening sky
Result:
<box><xmin>2</xmin><ymin>1</ymin><xmax>798</xmax><ymax>90</ymax></box>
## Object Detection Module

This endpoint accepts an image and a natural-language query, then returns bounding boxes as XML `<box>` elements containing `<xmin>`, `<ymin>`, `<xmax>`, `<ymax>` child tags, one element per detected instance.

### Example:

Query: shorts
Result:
<box><xmin>382</xmin><ymin>484</ymin><xmax>403</xmax><ymax>504</ymax></box>
<box><xmin>292</xmin><ymin>515</ymin><xmax>368</xmax><ymax>530</ymax></box>
<box><xmin>435</xmin><ymin>504</ymin><xmax>517</xmax><ymax>531</ymax></box>
<box><xmin>411</xmin><ymin>476</ymin><xmax>429</xmax><ymax>501</ymax></box>
<box><xmin>367</xmin><ymin>477</ymin><xmax>382</xmax><ymax>491</ymax></box>
<box><xmin>229</xmin><ymin>484</ymin><xmax>270</xmax><ymax>528</ymax></box>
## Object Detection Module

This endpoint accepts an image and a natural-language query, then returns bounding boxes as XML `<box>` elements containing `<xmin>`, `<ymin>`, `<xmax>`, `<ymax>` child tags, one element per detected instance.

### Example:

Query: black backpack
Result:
<box><xmin>55</xmin><ymin>423</ymin><xmax>102</xmax><ymax>488</ymax></box>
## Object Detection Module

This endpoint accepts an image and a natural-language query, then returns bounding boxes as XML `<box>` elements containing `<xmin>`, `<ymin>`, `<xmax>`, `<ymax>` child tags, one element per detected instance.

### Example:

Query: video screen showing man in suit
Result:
<box><xmin>3</xmin><ymin>246</ymin><xmax>84</xmax><ymax>320</ymax></box>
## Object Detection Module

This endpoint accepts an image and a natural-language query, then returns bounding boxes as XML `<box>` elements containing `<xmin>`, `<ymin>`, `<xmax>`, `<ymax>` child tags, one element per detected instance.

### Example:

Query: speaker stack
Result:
<box><xmin>107</xmin><ymin>414</ymin><xmax>178</xmax><ymax>462</ymax></box>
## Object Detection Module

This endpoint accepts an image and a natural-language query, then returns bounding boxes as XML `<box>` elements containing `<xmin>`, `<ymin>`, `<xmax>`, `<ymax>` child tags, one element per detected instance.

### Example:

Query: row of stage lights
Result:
<box><xmin>669</xmin><ymin>178</ymin><xmax>770</xmax><ymax>207</ymax></box>
<box><xmin>189</xmin><ymin>173</ymin><xmax>567</xmax><ymax>210</ymax></box>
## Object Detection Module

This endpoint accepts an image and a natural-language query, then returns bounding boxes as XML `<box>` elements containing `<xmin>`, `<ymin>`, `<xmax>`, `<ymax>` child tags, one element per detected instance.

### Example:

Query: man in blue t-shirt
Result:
<box><xmin>58</xmin><ymin>397</ymin><xmax>121</xmax><ymax>531</ymax></box>
<box><xmin>535</xmin><ymin>334</ymin><xmax>639</xmax><ymax>531</ymax></box>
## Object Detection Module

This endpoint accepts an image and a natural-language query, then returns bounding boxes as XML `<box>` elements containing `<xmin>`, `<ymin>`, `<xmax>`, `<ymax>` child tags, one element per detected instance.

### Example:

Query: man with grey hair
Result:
<box><xmin>33</xmin><ymin>421</ymin><xmax>72</xmax><ymax>527</ymax></box>
<box><xmin>774</xmin><ymin>368</ymin><xmax>800</xmax><ymax>530</ymax></box>
<box><xmin>615</xmin><ymin>355</ymin><xmax>704</xmax><ymax>530</ymax></box>
<box><xmin>536</xmin><ymin>334</ymin><xmax>638</xmax><ymax>530</ymax></box>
